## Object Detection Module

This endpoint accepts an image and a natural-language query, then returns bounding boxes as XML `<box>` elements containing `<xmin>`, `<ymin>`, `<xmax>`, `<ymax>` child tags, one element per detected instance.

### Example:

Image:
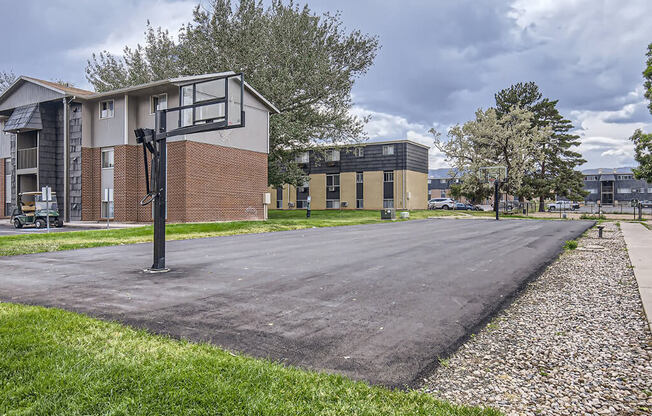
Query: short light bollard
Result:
<box><xmin>597</xmin><ymin>225</ymin><xmax>605</xmax><ymax>238</ymax></box>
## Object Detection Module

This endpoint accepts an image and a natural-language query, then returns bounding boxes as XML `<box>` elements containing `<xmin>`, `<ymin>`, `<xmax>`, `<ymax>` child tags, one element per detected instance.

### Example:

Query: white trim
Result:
<box><xmin>101</xmin><ymin>147</ymin><xmax>115</xmax><ymax>169</ymax></box>
<box><xmin>124</xmin><ymin>95</ymin><xmax>129</xmax><ymax>145</ymax></box>
<box><xmin>149</xmin><ymin>93</ymin><xmax>168</xmax><ymax>115</ymax></box>
<box><xmin>99</xmin><ymin>99</ymin><xmax>114</xmax><ymax>120</ymax></box>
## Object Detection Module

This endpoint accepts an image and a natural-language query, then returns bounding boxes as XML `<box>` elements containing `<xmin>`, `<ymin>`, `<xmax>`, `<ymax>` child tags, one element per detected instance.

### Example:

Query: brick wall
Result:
<box><xmin>105</xmin><ymin>140</ymin><xmax>267</xmax><ymax>223</ymax></box>
<box><xmin>183</xmin><ymin>141</ymin><xmax>267</xmax><ymax>221</ymax></box>
<box><xmin>81</xmin><ymin>147</ymin><xmax>101</xmax><ymax>221</ymax></box>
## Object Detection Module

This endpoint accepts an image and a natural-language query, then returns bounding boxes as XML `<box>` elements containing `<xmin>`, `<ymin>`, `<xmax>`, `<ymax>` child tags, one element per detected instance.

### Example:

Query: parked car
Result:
<box><xmin>428</xmin><ymin>198</ymin><xmax>456</xmax><ymax>210</ymax></box>
<box><xmin>471</xmin><ymin>204</ymin><xmax>484</xmax><ymax>211</ymax></box>
<box><xmin>640</xmin><ymin>200</ymin><xmax>652</xmax><ymax>208</ymax></box>
<box><xmin>464</xmin><ymin>203</ymin><xmax>475</xmax><ymax>210</ymax></box>
<box><xmin>454</xmin><ymin>202</ymin><xmax>468</xmax><ymax>210</ymax></box>
<box><xmin>547</xmin><ymin>200</ymin><xmax>577</xmax><ymax>211</ymax></box>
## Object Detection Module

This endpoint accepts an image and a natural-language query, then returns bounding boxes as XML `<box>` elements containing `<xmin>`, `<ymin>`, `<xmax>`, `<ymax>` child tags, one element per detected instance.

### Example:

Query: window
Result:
<box><xmin>440</xmin><ymin>179</ymin><xmax>447</xmax><ymax>184</ymax></box>
<box><xmin>5</xmin><ymin>159</ymin><xmax>11</xmax><ymax>216</ymax></box>
<box><xmin>428</xmin><ymin>179</ymin><xmax>432</xmax><ymax>184</ymax></box>
<box><xmin>326</xmin><ymin>174</ymin><xmax>340</xmax><ymax>191</ymax></box>
<box><xmin>589</xmin><ymin>189</ymin><xmax>598</xmax><ymax>194</ymax></box>
<box><xmin>382</xmin><ymin>145</ymin><xmax>394</xmax><ymax>155</ymax></box>
<box><xmin>353</xmin><ymin>147</ymin><xmax>364</xmax><ymax>157</ymax></box>
<box><xmin>150</xmin><ymin>94</ymin><xmax>168</xmax><ymax>114</ymax></box>
<box><xmin>618</xmin><ymin>187</ymin><xmax>631</xmax><ymax>194</ymax></box>
<box><xmin>384</xmin><ymin>171</ymin><xmax>394</xmax><ymax>182</ymax></box>
<box><xmin>297</xmin><ymin>179</ymin><xmax>310</xmax><ymax>192</ymax></box>
<box><xmin>295</xmin><ymin>152</ymin><xmax>309</xmax><ymax>164</ymax></box>
<box><xmin>441</xmin><ymin>190</ymin><xmax>446</xmax><ymax>198</ymax></box>
<box><xmin>101</xmin><ymin>188</ymin><xmax>114</xmax><ymax>219</ymax></box>
<box><xmin>326</xmin><ymin>199</ymin><xmax>340</xmax><ymax>209</ymax></box>
<box><xmin>296</xmin><ymin>200</ymin><xmax>307</xmax><ymax>209</ymax></box>
<box><xmin>356</xmin><ymin>199</ymin><xmax>364</xmax><ymax>209</ymax></box>
<box><xmin>617</xmin><ymin>175</ymin><xmax>633</xmax><ymax>180</ymax></box>
<box><xmin>181</xmin><ymin>85</ymin><xmax>193</xmax><ymax>127</ymax></box>
<box><xmin>383</xmin><ymin>199</ymin><xmax>394</xmax><ymax>208</ymax></box>
<box><xmin>99</xmin><ymin>100</ymin><xmax>114</xmax><ymax>119</ymax></box>
<box><xmin>585</xmin><ymin>175</ymin><xmax>599</xmax><ymax>181</ymax></box>
<box><xmin>648</xmin><ymin>188</ymin><xmax>652</xmax><ymax>193</ymax></box>
<box><xmin>101</xmin><ymin>148</ymin><xmax>114</xmax><ymax>168</ymax></box>
<box><xmin>325</xmin><ymin>149</ymin><xmax>340</xmax><ymax>162</ymax></box>
<box><xmin>356</xmin><ymin>172</ymin><xmax>363</xmax><ymax>183</ymax></box>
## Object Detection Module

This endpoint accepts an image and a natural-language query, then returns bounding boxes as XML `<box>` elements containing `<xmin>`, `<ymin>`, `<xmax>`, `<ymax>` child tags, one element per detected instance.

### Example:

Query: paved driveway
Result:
<box><xmin>0</xmin><ymin>222</ymin><xmax>97</xmax><ymax>236</ymax></box>
<box><xmin>0</xmin><ymin>218</ymin><xmax>592</xmax><ymax>387</ymax></box>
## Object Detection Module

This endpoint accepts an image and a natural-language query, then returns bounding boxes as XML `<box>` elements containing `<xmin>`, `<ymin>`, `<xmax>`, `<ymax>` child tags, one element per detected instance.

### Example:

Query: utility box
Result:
<box><xmin>400</xmin><ymin>211</ymin><xmax>410</xmax><ymax>219</ymax></box>
<box><xmin>263</xmin><ymin>192</ymin><xmax>271</xmax><ymax>205</ymax></box>
<box><xmin>381</xmin><ymin>209</ymin><xmax>396</xmax><ymax>220</ymax></box>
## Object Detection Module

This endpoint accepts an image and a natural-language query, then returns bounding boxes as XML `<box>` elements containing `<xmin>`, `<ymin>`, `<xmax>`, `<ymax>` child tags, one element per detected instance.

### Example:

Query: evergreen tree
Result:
<box><xmin>495</xmin><ymin>82</ymin><xmax>586</xmax><ymax>211</ymax></box>
<box><xmin>0</xmin><ymin>70</ymin><xmax>16</xmax><ymax>93</ymax></box>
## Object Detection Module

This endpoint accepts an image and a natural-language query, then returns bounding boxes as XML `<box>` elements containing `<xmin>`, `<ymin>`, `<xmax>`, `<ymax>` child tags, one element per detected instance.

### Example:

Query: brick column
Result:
<box><xmin>113</xmin><ymin>145</ymin><xmax>140</xmax><ymax>222</ymax></box>
<box><xmin>81</xmin><ymin>147</ymin><xmax>101</xmax><ymax>221</ymax></box>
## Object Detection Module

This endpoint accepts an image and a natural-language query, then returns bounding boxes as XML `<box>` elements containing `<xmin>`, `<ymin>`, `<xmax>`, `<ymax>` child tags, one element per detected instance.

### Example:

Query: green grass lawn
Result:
<box><xmin>0</xmin><ymin>303</ymin><xmax>499</xmax><ymax>415</ymax></box>
<box><xmin>0</xmin><ymin>209</ymin><xmax>471</xmax><ymax>257</ymax></box>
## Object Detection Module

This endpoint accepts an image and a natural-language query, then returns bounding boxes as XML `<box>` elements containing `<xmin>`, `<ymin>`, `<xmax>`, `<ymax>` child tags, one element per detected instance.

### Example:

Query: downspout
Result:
<box><xmin>403</xmin><ymin>143</ymin><xmax>407</xmax><ymax>209</ymax></box>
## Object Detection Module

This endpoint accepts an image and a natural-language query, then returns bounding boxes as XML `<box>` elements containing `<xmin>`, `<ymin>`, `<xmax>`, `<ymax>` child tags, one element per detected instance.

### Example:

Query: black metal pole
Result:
<box><xmin>494</xmin><ymin>180</ymin><xmax>499</xmax><ymax>220</ymax></box>
<box><xmin>152</xmin><ymin>111</ymin><xmax>167</xmax><ymax>271</ymax></box>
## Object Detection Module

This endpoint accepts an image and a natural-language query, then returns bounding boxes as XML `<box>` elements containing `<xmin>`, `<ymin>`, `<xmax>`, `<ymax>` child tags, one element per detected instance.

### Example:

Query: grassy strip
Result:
<box><xmin>0</xmin><ymin>303</ymin><xmax>499</xmax><ymax>415</ymax></box>
<box><xmin>0</xmin><ymin>209</ymin><xmax>469</xmax><ymax>256</ymax></box>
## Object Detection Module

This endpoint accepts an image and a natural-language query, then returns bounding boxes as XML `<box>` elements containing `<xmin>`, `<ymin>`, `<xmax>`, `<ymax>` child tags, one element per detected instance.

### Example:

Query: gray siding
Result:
<box><xmin>69</xmin><ymin>103</ymin><xmax>83</xmax><ymax>220</ymax></box>
<box><xmin>37</xmin><ymin>102</ymin><xmax>64</xmax><ymax>210</ymax></box>
<box><xmin>0</xmin><ymin>121</ymin><xmax>11</xmax><ymax>158</ymax></box>
<box><xmin>0</xmin><ymin>81</ymin><xmax>64</xmax><ymax>112</ymax></box>
<box><xmin>305</xmin><ymin>141</ymin><xmax>429</xmax><ymax>175</ymax></box>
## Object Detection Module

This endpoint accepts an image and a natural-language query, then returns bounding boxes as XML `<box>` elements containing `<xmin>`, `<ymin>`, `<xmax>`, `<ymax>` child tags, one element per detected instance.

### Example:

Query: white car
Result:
<box><xmin>428</xmin><ymin>198</ymin><xmax>456</xmax><ymax>210</ymax></box>
<box><xmin>547</xmin><ymin>200</ymin><xmax>577</xmax><ymax>211</ymax></box>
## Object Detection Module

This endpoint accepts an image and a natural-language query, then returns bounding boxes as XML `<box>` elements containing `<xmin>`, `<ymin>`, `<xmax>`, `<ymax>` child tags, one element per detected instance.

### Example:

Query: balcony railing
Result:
<box><xmin>17</xmin><ymin>147</ymin><xmax>37</xmax><ymax>170</ymax></box>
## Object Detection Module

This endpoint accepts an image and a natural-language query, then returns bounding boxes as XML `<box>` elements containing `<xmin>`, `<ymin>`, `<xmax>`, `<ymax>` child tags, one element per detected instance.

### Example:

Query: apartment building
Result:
<box><xmin>583</xmin><ymin>167</ymin><xmax>652</xmax><ymax>204</ymax></box>
<box><xmin>272</xmin><ymin>140</ymin><xmax>429</xmax><ymax>210</ymax></box>
<box><xmin>0</xmin><ymin>73</ymin><xmax>278</xmax><ymax>222</ymax></box>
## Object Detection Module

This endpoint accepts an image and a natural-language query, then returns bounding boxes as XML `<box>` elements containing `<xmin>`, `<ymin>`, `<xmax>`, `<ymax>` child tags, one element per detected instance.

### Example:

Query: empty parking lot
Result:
<box><xmin>0</xmin><ymin>218</ymin><xmax>592</xmax><ymax>387</ymax></box>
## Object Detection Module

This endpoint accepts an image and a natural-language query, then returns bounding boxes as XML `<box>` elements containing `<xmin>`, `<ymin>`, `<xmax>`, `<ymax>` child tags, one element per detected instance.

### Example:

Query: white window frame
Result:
<box><xmin>356</xmin><ymin>199</ymin><xmax>364</xmax><ymax>209</ymax></box>
<box><xmin>150</xmin><ymin>93</ymin><xmax>168</xmax><ymax>114</ymax></box>
<box><xmin>440</xmin><ymin>179</ymin><xmax>447</xmax><ymax>184</ymax></box>
<box><xmin>648</xmin><ymin>188</ymin><xmax>652</xmax><ymax>193</ymax></box>
<box><xmin>383</xmin><ymin>199</ymin><xmax>394</xmax><ymax>208</ymax></box>
<box><xmin>384</xmin><ymin>171</ymin><xmax>394</xmax><ymax>182</ymax></box>
<box><xmin>295</xmin><ymin>151</ymin><xmax>309</xmax><ymax>164</ymax></box>
<box><xmin>326</xmin><ymin>174</ymin><xmax>340</xmax><ymax>191</ymax></box>
<box><xmin>353</xmin><ymin>147</ymin><xmax>364</xmax><ymax>157</ymax></box>
<box><xmin>326</xmin><ymin>199</ymin><xmax>340</xmax><ymax>209</ymax></box>
<box><xmin>589</xmin><ymin>189</ymin><xmax>598</xmax><ymax>194</ymax></box>
<box><xmin>618</xmin><ymin>187</ymin><xmax>631</xmax><ymax>194</ymax></box>
<box><xmin>99</xmin><ymin>100</ymin><xmax>114</xmax><ymax>119</ymax></box>
<box><xmin>356</xmin><ymin>172</ymin><xmax>363</xmax><ymax>183</ymax></box>
<box><xmin>325</xmin><ymin>149</ymin><xmax>340</xmax><ymax>162</ymax></box>
<box><xmin>101</xmin><ymin>148</ymin><xmax>114</xmax><ymax>169</ymax></box>
<box><xmin>382</xmin><ymin>145</ymin><xmax>394</xmax><ymax>156</ymax></box>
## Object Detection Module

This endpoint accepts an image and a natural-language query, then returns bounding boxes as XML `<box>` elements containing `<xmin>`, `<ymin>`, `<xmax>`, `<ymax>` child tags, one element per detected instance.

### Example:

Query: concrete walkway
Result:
<box><xmin>621</xmin><ymin>222</ymin><xmax>652</xmax><ymax>332</ymax></box>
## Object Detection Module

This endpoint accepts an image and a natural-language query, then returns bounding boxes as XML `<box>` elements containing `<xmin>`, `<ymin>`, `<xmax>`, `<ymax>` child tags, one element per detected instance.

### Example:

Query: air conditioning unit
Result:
<box><xmin>328</xmin><ymin>186</ymin><xmax>336</xmax><ymax>192</ymax></box>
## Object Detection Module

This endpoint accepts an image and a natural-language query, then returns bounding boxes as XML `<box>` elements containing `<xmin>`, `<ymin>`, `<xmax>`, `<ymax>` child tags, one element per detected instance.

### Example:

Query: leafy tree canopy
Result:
<box><xmin>0</xmin><ymin>70</ymin><xmax>16</xmax><ymax>94</ymax></box>
<box><xmin>86</xmin><ymin>0</ymin><xmax>379</xmax><ymax>187</ymax></box>
<box><xmin>631</xmin><ymin>129</ymin><xmax>652</xmax><ymax>183</ymax></box>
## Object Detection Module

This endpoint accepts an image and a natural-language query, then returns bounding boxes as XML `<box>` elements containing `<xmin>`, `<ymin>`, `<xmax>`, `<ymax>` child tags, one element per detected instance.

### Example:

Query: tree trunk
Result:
<box><xmin>538</xmin><ymin>195</ymin><xmax>545</xmax><ymax>212</ymax></box>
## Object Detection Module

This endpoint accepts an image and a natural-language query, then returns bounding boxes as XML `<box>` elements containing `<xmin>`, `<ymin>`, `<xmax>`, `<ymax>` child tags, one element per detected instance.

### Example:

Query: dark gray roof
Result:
<box><xmin>582</xmin><ymin>167</ymin><xmax>634</xmax><ymax>175</ymax></box>
<box><xmin>600</xmin><ymin>174</ymin><xmax>616</xmax><ymax>181</ymax></box>
<box><xmin>2</xmin><ymin>103</ymin><xmax>42</xmax><ymax>133</ymax></box>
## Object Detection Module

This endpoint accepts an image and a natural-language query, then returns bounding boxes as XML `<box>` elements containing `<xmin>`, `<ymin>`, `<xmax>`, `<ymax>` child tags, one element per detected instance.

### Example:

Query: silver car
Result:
<box><xmin>428</xmin><ymin>198</ymin><xmax>456</xmax><ymax>210</ymax></box>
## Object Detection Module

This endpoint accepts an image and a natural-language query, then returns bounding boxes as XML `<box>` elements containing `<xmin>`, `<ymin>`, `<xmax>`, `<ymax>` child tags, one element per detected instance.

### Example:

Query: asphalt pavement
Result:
<box><xmin>0</xmin><ymin>218</ymin><xmax>593</xmax><ymax>387</ymax></box>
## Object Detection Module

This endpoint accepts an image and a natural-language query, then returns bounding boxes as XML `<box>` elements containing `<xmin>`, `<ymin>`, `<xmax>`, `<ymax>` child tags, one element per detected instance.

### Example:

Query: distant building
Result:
<box><xmin>582</xmin><ymin>167</ymin><xmax>652</xmax><ymax>204</ymax></box>
<box><xmin>272</xmin><ymin>140</ymin><xmax>429</xmax><ymax>210</ymax></box>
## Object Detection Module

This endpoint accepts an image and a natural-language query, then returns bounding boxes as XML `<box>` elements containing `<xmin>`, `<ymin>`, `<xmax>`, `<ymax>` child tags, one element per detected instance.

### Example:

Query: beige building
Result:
<box><xmin>272</xmin><ymin>140</ymin><xmax>429</xmax><ymax>210</ymax></box>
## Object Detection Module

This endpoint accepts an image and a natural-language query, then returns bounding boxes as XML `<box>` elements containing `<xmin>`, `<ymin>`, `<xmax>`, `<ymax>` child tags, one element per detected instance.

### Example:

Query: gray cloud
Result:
<box><xmin>1</xmin><ymin>0</ymin><xmax>651</xmax><ymax>169</ymax></box>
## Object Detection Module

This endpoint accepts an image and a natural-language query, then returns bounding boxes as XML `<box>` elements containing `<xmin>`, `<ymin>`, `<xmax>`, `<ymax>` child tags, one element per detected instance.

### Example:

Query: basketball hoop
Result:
<box><xmin>479</xmin><ymin>166</ymin><xmax>507</xmax><ymax>220</ymax></box>
<box><xmin>134</xmin><ymin>73</ymin><xmax>247</xmax><ymax>272</ymax></box>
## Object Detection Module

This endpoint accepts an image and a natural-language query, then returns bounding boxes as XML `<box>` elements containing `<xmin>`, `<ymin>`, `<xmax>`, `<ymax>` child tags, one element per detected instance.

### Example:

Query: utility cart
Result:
<box><xmin>11</xmin><ymin>191</ymin><xmax>63</xmax><ymax>229</ymax></box>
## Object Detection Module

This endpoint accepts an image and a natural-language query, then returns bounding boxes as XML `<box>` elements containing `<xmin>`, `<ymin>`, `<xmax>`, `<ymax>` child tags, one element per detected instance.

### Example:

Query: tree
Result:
<box><xmin>1</xmin><ymin>70</ymin><xmax>16</xmax><ymax>93</ymax></box>
<box><xmin>85</xmin><ymin>0</ymin><xmax>379</xmax><ymax>187</ymax></box>
<box><xmin>432</xmin><ymin>106</ymin><xmax>548</xmax><ymax>202</ymax></box>
<box><xmin>495</xmin><ymin>82</ymin><xmax>586</xmax><ymax>211</ymax></box>
<box><xmin>631</xmin><ymin>129</ymin><xmax>652</xmax><ymax>182</ymax></box>
<box><xmin>644</xmin><ymin>43</ymin><xmax>652</xmax><ymax>115</ymax></box>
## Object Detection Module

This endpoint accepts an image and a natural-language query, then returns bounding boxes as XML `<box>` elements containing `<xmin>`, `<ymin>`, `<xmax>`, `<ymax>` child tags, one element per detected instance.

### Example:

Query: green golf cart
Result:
<box><xmin>11</xmin><ymin>191</ymin><xmax>64</xmax><ymax>229</ymax></box>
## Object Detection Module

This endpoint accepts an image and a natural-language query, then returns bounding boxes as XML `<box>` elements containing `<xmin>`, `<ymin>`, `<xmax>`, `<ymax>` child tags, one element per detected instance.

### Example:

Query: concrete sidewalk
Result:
<box><xmin>621</xmin><ymin>222</ymin><xmax>652</xmax><ymax>332</ymax></box>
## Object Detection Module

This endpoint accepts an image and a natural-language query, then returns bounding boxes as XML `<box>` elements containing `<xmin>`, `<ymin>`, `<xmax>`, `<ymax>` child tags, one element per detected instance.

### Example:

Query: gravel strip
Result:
<box><xmin>422</xmin><ymin>222</ymin><xmax>652</xmax><ymax>415</ymax></box>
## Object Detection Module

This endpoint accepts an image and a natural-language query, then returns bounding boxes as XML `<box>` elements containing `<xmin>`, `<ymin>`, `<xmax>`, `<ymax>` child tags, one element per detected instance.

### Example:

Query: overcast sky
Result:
<box><xmin>1</xmin><ymin>0</ymin><xmax>651</xmax><ymax>170</ymax></box>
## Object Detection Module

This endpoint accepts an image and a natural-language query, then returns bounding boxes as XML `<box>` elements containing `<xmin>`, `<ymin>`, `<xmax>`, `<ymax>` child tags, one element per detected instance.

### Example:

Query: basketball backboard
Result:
<box><xmin>177</xmin><ymin>73</ymin><xmax>245</xmax><ymax>130</ymax></box>
<box><xmin>479</xmin><ymin>166</ymin><xmax>507</xmax><ymax>183</ymax></box>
